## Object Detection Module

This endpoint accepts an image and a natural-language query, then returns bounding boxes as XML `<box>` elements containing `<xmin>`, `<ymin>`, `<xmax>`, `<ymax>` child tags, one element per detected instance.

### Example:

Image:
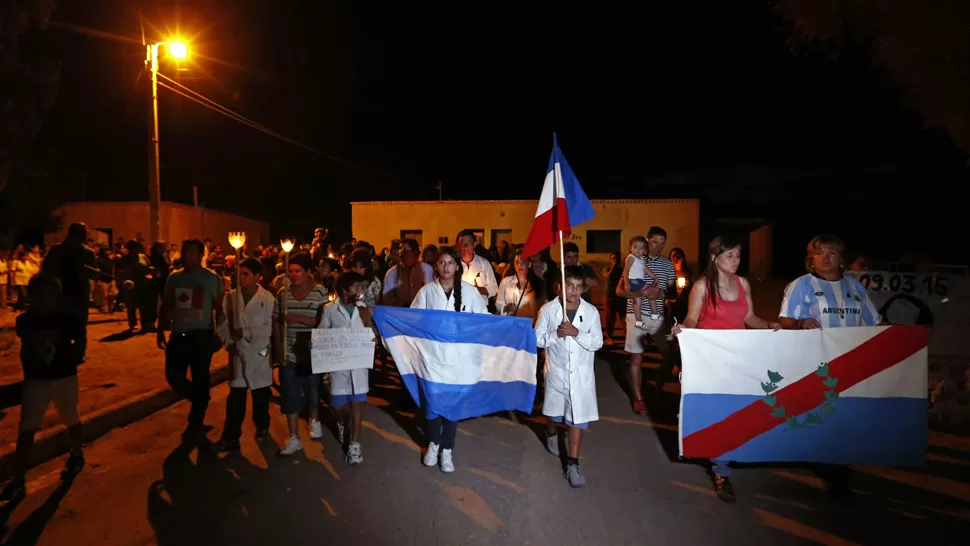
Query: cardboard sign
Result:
<box><xmin>310</xmin><ymin>328</ymin><xmax>376</xmax><ymax>374</ymax></box>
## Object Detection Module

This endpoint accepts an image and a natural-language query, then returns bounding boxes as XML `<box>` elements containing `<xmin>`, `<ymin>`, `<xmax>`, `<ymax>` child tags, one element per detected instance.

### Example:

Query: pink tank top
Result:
<box><xmin>696</xmin><ymin>276</ymin><xmax>748</xmax><ymax>330</ymax></box>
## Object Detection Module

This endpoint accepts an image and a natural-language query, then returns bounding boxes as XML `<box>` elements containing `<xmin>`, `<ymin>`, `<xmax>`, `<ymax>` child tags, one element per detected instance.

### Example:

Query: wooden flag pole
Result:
<box><xmin>551</xmin><ymin>136</ymin><xmax>568</xmax><ymax>315</ymax></box>
<box><xmin>558</xmin><ymin>231</ymin><xmax>568</xmax><ymax>314</ymax></box>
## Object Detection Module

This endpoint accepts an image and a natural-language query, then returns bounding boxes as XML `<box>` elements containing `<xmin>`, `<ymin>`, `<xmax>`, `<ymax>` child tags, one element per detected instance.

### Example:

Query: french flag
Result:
<box><xmin>520</xmin><ymin>134</ymin><xmax>595</xmax><ymax>259</ymax></box>
<box><xmin>678</xmin><ymin>326</ymin><xmax>928</xmax><ymax>467</ymax></box>
<box><xmin>372</xmin><ymin>306</ymin><xmax>538</xmax><ymax>421</ymax></box>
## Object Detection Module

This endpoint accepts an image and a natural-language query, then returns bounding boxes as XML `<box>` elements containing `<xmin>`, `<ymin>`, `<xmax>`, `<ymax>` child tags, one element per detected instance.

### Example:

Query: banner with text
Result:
<box><xmin>311</xmin><ymin>328</ymin><xmax>376</xmax><ymax>374</ymax></box>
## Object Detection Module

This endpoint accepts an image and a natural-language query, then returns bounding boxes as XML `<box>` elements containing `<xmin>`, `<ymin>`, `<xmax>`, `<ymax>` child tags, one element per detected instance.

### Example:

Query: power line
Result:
<box><xmin>155</xmin><ymin>72</ymin><xmax>410</xmax><ymax>182</ymax></box>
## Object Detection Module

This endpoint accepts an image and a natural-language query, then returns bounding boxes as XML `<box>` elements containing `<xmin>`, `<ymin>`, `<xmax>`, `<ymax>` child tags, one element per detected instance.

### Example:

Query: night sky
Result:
<box><xmin>30</xmin><ymin>1</ymin><xmax>969</xmax><ymax>275</ymax></box>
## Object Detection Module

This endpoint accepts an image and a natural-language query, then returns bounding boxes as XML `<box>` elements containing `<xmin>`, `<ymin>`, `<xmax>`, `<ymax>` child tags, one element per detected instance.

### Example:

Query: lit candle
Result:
<box><xmin>677</xmin><ymin>277</ymin><xmax>687</xmax><ymax>289</ymax></box>
<box><xmin>227</xmin><ymin>232</ymin><xmax>247</xmax><ymax>322</ymax></box>
<box><xmin>280</xmin><ymin>238</ymin><xmax>295</xmax><ymax>364</ymax></box>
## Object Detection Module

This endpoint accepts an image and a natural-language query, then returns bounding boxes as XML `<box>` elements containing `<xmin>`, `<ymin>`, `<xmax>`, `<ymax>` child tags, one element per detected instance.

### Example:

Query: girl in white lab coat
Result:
<box><xmin>535</xmin><ymin>266</ymin><xmax>604</xmax><ymax>488</ymax></box>
<box><xmin>321</xmin><ymin>271</ymin><xmax>374</xmax><ymax>465</ymax></box>
<box><xmin>410</xmin><ymin>247</ymin><xmax>487</xmax><ymax>472</ymax></box>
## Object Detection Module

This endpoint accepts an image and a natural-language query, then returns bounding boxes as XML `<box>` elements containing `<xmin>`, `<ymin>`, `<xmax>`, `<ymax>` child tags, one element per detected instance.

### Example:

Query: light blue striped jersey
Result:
<box><xmin>779</xmin><ymin>273</ymin><xmax>882</xmax><ymax>328</ymax></box>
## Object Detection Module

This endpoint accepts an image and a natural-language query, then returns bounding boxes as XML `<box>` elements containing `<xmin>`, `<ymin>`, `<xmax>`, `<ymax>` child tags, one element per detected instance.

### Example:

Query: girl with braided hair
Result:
<box><xmin>410</xmin><ymin>246</ymin><xmax>487</xmax><ymax>472</ymax></box>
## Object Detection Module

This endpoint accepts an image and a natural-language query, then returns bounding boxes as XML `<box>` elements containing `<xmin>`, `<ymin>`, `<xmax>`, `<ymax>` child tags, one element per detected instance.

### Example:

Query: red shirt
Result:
<box><xmin>696</xmin><ymin>276</ymin><xmax>748</xmax><ymax>330</ymax></box>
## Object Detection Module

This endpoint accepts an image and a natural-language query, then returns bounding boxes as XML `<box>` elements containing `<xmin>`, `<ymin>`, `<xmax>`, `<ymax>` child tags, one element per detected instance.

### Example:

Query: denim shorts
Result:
<box><xmin>330</xmin><ymin>392</ymin><xmax>368</xmax><ymax>407</ymax></box>
<box><xmin>628</xmin><ymin>279</ymin><xmax>647</xmax><ymax>292</ymax></box>
<box><xmin>278</xmin><ymin>364</ymin><xmax>321</xmax><ymax>415</ymax></box>
<box><xmin>546</xmin><ymin>415</ymin><xmax>589</xmax><ymax>430</ymax></box>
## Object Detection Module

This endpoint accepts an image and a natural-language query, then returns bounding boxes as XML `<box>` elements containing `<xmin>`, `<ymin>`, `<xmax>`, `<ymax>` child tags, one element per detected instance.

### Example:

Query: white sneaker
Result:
<box><xmin>423</xmin><ymin>442</ymin><xmax>440</xmax><ymax>467</ymax></box>
<box><xmin>310</xmin><ymin>419</ymin><xmax>323</xmax><ymax>440</ymax></box>
<box><xmin>336</xmin><ymin>422</ymin><xmax>346</xmax><ymax>445</ymax></box>
<box><xmin>346</xmin><ymin>442</ymin><xmax>363</xmax><ymax>465</ymax></box>
<box><xmin>440</xmin><ymin>448</ymin><xmax>455</xmax><ymax>473</ymax></box>
<box><xmin>279</xmin><ymin>435</ymin><xmax>303</xmax><ymax>456</ymax></box>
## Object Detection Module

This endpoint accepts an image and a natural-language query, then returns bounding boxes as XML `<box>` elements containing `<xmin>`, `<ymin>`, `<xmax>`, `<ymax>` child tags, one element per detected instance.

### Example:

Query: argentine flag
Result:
<box><xmin>372</xmin><ymin>306</ymin><xmax>538</xmax><ymax>421</ymax></box>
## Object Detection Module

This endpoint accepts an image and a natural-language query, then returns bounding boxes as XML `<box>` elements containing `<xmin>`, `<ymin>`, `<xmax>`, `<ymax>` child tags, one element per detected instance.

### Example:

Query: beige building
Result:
<box><xmin>47</xmin><ymin>201</ymin><xmax>270</xmax><ymax>249</ymax></box>
<box><xmin>351</xmin><ymin>199</ymin><xmax>700</xmax><ymax>268</ymax></box>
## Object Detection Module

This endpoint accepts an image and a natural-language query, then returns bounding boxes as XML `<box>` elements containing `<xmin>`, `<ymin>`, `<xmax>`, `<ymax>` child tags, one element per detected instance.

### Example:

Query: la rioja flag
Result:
<box><xmin>521</xmin><ymin>134</ymin><xmax>595</xmax><ymax>259</ymax></box>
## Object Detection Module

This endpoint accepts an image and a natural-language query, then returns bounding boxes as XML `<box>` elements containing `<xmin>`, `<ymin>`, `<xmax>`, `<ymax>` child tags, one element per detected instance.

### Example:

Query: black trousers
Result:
<box><xmin>222</xmin><ymin>386</ymin><xmax>270</xmax><ymax>442</ymax></box>
<box><xmin>426</xmin><ymin>417</ymin><xmax>458</xmax><ymax>449</ymax></box>
<box><xmin>165</xmin><ymin>330</ymin><xmax>214</xmax><ymax>427</ymax></box>
<box><xmin>604</xmin><ymin>295</ymin><xmax>625</xmax><ymax>337</ymax></box>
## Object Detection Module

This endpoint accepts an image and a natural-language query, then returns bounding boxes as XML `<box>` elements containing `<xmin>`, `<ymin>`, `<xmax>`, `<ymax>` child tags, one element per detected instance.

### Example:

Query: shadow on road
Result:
<box><xmin>0</xmin><ymin>476</ymin><xmax>75</xmax><ymax>546</ymax></box>
<box><xmin>99</xmin><ymin>330</ymin><xmax>137</xmax><ymax>343</ymax></box>
<box><xmin>147</xmin><ymin>440</ymin><xmax>269</xmax><ymax>545</ymax></box>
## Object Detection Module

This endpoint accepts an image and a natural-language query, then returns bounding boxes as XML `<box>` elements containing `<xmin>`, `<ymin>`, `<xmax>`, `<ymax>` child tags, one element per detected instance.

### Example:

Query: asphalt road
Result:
<box><xmin>2</xmin><ymin>347</ymin><xmax>969</xmax><ymax>546</ymax></box>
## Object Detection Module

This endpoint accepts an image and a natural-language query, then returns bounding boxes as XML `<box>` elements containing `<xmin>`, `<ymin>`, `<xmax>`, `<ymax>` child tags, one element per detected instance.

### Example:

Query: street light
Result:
<box><xmin>146</xmin><ymin>39</ymin><xmax>189</xmax><ymax>244</ymax></box>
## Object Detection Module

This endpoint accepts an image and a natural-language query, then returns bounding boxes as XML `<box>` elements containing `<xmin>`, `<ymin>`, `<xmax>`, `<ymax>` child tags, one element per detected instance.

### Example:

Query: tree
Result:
<box><xmin>0</xmin><ymin>0</ymin><xmax>61</xmax><ymax>194</ymax></box>
<box><xmin>779</xmin><ymin>0</ymin><xmax>970</xmax><ymax>155</ymax></box>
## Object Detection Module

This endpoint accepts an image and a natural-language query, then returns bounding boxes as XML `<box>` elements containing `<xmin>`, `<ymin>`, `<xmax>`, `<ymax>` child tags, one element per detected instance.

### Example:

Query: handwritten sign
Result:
<box><xmin>311</xmin><ymin>328</ymin><xmax>376</xmax><ymax>374</ymax></box>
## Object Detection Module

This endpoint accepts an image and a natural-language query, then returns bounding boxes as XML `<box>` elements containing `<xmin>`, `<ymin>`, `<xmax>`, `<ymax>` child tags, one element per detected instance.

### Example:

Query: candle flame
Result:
<box><xmin>280</xmin><ymin>239</ymin><xmax>295</xmax><ymax>253</ymax></box>
<box><xmin>677</xmin><ymin>277</ymin><xmax>687</xmax><ymax>289</ymax></box>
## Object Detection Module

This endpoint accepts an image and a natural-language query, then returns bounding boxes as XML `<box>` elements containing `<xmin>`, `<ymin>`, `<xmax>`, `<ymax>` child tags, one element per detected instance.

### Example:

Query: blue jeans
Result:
<box><xmin>712</xmin><ymin>459</ymin><xmax>731</xmax><ymax>478</ymax></box>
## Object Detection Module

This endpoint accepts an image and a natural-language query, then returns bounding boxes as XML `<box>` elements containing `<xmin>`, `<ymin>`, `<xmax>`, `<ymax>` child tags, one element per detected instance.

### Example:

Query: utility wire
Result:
<box><xmin>155</xmin><ymin>72</ymin><xmax>410</xmax><ymax>182</ymax></box>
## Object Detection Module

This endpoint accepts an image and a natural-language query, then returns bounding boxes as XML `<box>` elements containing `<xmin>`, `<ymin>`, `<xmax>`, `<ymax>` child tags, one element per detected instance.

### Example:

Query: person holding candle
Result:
<box><xmin>456</xmin><ymin>230</ymin><xmax>498</xmax><ymax>305</ymax></box>
<box><xmin>272</xmin><ymin>252</ymin><xmax>329</xmax><ymax>456</ymax></box>
<box><xmin>411</xmin><ymin>247</ymin><xmax>488</xmax><ymax>472</ymax></box>
<box><xmin>496</xmin><ymin>248</ymin><xmax>544</xmax><ymax>321</ymax></box>
<box><xmin>321</xmin><ymin>271</ymin><xmax>375</xmax><ymax>465</ymax></box>
<box><xmin>535</xmin><ymin>266</ymin><xmax>604</xmax><ymax>488</ymax></box>
<box><xmin>213</xmin><ymin>258</ymin><xmax>276</xmax><ymax>451</ymax></box>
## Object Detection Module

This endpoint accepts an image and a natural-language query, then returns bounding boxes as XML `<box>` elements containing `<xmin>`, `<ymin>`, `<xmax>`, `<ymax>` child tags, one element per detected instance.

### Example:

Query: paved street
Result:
<box><xmin>2</xmin><ymin>344</ymin><xmax>969</xmax><ymax>546</ymax></box>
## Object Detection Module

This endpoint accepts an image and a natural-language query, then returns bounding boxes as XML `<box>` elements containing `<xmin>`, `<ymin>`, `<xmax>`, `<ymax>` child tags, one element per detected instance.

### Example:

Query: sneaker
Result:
<box><xmin>279</xmin><ymin>435</ymin><xmax>303</xmax><ymax>456</ymax></box>
<box><xmin>0</xmin><ymin>476</ymin><xmax>26</xmax><ymax>503</ymax></box>
<box><xmin>714</xmin><ymin>475</ymin><xmax>736</xmax><ymax>503</ymax></box>
<box><xmin>310</xmin><ymin>419</ymin><xmax>324</xmax><ymax>440</ymax></box>
<box><xmin>440</xmin><ymin>448</ymin><xmax>455</xmax><ymax>473</ymax></box>
<box><xmin>423</xmin><ymin>442</ymin><xmax>440</xmax><ymax>467</ymax></box>
<box><xmin>212</xmin><ymin>439</ymin><xmax>241</xmax><ymax>452</ymax></box>
<box><xmin>255</xmin><ymin>429</ymin><xmax>269</xmax><ymax>442</ymax></box>
<box><xmin>62</xmin><ymin>452</ymin><xmax>85</xmax><ymax>480</ymax></box>
<box><xmin>634</xmin><ymin>320</ymin><xmax>647</xmax><ymax>330</ymax></box>
<box><xmin>545</xmin><ymin>434</ymin><xmax>560</xmax><ymax>457</ymax></box>
<box><xmin>565</xmin><ymin>462</ymin><xmax>586</xmax><ymax>488</ymax></box>
<box><xmin>346</xmin><ymin>442</ymin><xmax>363</xmax><ymax>465</ymax></box>
<box><xmin>336</xmin><ymin>422</ymin><xmax>346</xmax><ymax>445</ymax></box>
<box><xmin>649</xmin><ymin>314</ymin><xmax>661</xmax><ymax>321</ymax></box>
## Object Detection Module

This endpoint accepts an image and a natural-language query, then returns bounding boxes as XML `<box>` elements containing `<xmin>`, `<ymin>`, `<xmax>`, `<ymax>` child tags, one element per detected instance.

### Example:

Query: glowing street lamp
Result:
<box><xmin>146</xmin><ymin>38</ymin><xmax>190</xmax><ymax>244</ymax></box>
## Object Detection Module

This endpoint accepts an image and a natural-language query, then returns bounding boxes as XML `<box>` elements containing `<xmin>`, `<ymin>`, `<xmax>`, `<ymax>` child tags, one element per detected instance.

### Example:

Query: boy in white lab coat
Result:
<box><xmin>535</xmin><ymin>265</ymin><xmax>604</xmax><ymax>488</ymax></box>
<box><xmin>320</xmin><ymin>271</ymin><xmax>375</xmax><ymax>465</ymax></box>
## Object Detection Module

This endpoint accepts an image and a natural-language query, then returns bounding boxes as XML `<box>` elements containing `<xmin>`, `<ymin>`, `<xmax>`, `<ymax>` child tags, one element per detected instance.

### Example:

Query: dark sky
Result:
<box><xmin>35</xmin><ymin>1</ymin><xmax>968</xmax><ymax>271</ymax></box>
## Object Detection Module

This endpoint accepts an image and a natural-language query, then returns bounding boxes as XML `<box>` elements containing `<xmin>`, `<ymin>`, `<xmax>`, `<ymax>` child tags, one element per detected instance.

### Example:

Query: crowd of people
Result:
<box><xmin>1</xmin><ymin>221</ymin><xmax>885</xmax><ymax>504</ymax></box>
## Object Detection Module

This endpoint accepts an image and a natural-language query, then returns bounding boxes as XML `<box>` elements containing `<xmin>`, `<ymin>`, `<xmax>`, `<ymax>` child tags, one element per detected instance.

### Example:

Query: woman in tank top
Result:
<box><xmin>672</xmin><ymin>236</ymin><xmax>780</xmax><ymax>503</ymax></box>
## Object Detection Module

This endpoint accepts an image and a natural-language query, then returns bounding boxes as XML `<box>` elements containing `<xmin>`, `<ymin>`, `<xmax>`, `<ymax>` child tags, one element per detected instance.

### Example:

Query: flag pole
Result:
<box><xmin>552</xmin><ymin>134</ymin><xmax>568</xmax><ymax>315</ymax></box>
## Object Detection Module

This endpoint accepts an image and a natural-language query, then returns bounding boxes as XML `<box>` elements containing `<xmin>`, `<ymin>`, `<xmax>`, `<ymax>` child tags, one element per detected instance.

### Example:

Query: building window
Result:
<box><xmin>490</xmin><ymin>229</ymin><xmax>512</xmax><ymax>247</ymax></box>
<box><xmin>461</xmin><ymin>229</ymin><xmax>485</xmax><ymax>243</ymax></box>
<box><xmin>400</xmin><ymin>230</ymin><xmax>423</xmax><ymax>248</ymax></box>
<box><xmin>438</xmin><ymin>237</ymin><xmax>449</xmax><ymax>244</ymax></box>
<box><xmin>586</xmin><ymin>230</ymin><xmax>622</xmax><ymax>254</ymax></box>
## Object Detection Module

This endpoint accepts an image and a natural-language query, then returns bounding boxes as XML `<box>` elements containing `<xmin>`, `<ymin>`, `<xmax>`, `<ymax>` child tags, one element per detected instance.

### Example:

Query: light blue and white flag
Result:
<box><xmin>372</xmin><ymin>306</ymin><xmax>537</xmax><ymax>421</ymax></box>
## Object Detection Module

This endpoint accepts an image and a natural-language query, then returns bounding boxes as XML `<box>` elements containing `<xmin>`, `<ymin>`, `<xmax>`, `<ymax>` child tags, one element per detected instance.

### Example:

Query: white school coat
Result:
<box><xmin>218</xmin><ymin>286</ymin><xmax>276</xmax><ymax>390</ymax></box>
<box><xmin>534</xmin><ymin>298</ymin><xmax>604</xmax><ymax>424</ymax></box>
<box><xmin>320</xmin><ymin>300</ymin><xmax>372</xmax><ymax>396</ymax></box>
<box><xmin>410</xmin><ymin>279</ymin><xmax>488</xmax><ymax>314</ymax></box>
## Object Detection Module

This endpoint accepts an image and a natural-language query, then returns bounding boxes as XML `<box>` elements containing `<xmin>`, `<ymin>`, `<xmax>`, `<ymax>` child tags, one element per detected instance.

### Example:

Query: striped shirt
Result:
<box><xmin>625</xmin><ymin>255</ymin><xmax>677</xmax><ymax>317</ymax></box>
<box><xmin>780</xmin><ymin>273</ymin><xmax>882</xmax><ymax>328</ymax></box>
<box><xmin>274</xmin><ymin>283</ymin><xmax>329</xmax><ymax>366</ymax></box>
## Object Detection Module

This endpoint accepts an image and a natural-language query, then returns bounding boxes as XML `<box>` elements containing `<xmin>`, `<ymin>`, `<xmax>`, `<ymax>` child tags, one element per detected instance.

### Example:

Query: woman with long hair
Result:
<box><xmin>673</xmin><ymin>236</ymin><xmax>780</xmax><ymax>503</ymax></box>
<box><xmin>496</xmin><ymin>249</ymin><xmax>544</xmax><ymax>321</ymax></box>
<box><xmin>410</xmin><ymin>246</ymin><xmax>487</xmax><ymax>473</ymax></box>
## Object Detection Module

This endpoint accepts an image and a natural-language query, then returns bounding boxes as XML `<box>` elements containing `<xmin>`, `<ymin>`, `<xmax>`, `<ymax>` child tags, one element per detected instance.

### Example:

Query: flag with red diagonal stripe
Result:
<box><xmin>678</xmin><ymin>326</ymin><xmax>927</xmax><ymax>467</ymax></box>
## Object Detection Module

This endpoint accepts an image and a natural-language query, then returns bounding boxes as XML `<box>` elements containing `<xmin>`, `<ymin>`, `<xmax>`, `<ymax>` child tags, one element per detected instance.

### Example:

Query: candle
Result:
<box><xmin>677</xmin><ymin>277</ymin><xmax>687</xmax><ymax>289</ymax></box>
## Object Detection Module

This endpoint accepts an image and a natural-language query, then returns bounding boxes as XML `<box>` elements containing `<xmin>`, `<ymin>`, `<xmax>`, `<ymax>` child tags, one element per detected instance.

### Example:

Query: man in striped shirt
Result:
<box><xmin>616</xmin><ymin>226</ymin><xmax>677</xmax><ymax>416</ymax></box>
